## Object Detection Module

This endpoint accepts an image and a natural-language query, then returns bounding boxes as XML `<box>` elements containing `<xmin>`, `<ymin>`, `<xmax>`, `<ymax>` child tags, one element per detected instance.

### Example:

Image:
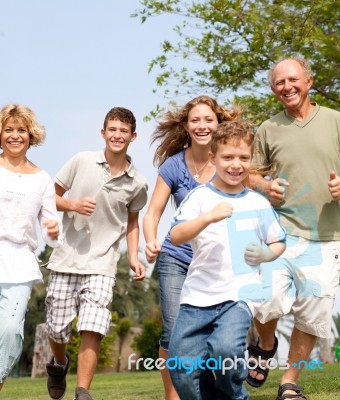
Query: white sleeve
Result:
<box><xmin>38</xmin><ymin>175</ymin><xmax>64</xmax><ymax>247</ymax></box>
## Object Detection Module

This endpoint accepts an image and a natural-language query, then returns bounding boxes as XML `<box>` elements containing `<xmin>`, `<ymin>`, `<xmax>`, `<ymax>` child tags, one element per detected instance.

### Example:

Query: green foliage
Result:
<box><xmin>116</xmin><ymin>317</ymin><xmax>132</xmax><ymax>337</ymax></box>
<box><xmin>131</xmin><ymin>317</ymin><xmax>162</xmax><ymax>369</ymax></box>
<box><xmin>115</xmin><ymin>317</ymin><xmax>133</xmax><ymax>372</ymax></box>
<box><xmin>20</xmin><ymin>247</ymin><xmax>53</xmax><ymax>372</ymax></box>
<box><xmin>333</xmin><ymin>313</ymin><xmax>340</xmax><ymax>339</ymax></box>
<box><xmin>97</xmin><ymin>329</ymin><xmax>116</xmax><ymax>369</ymax></box>
<box><xmin>37</xmin><ymin>245</ymin><xmax>53</xmax><ymax>265</ymax></box>
<box><xmin>67</xmin><ymin>320</ymin><xmax>82</xmax><ymax>372</ymax></box>
<box><xmin>134</xmin><ymin>0</ymin><xmax>340</xmax><ymax>122</ymax></box>
<box><xmin>112</xmin><ymin>251</ymin><xmax>160</xmax><ymax>325</ymax></box>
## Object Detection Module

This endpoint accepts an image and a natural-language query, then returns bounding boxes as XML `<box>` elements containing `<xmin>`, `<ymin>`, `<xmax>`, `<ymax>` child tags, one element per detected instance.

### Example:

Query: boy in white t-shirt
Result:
<box><xmin>168</xmin><ymin>120</ymin><xmax>286</xmax><ymax>400</ymax></box>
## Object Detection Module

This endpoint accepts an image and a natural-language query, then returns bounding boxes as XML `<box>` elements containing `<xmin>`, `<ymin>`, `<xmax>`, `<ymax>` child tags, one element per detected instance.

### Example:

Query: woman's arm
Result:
<box><xmin>143</xmin><ymin>176</ymin><xmax>171</xmax><ymax>263</ymax></box>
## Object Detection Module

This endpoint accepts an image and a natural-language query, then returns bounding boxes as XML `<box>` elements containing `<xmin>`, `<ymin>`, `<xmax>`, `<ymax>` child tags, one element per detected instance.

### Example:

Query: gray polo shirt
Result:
<box><xmin>47</xmin><ymin>150</ymin><xmax>148</xmax><ymax>277</ymax></box>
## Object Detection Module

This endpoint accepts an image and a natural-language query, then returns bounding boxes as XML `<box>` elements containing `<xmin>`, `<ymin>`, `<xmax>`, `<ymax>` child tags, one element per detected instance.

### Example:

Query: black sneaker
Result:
<box><xmin>46</xmin><ymin>354</ymin><xmax>70</xmax><ymax>399</ymax></box>
<box><xmin>74</xmin><ymin>387</ymin><xmax>93</xmax><ymax>400</ymax></box>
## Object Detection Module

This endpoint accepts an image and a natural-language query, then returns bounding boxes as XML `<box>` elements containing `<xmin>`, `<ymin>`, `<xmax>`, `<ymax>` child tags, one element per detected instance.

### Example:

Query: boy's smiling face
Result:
<box><xmin>101</xmin><ymin>119</ymin><xmax>136</xmax><ymax>155</ymax></box>
<box><xmin>210</xmin><ymin>139</ymin><xmax>252</xmax><ymax>193</ymax></box>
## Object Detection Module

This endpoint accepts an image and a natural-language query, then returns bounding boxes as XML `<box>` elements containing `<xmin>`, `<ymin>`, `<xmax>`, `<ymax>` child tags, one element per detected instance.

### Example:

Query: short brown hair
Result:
<box><xmin>103</xmin><ymin>107</ymin><xmax>136</xmax><ymax>131</ymax></box>
<box><xmin>210</xmin><ymin>120</ymin><xmax>254</xmax><ymax>154</ymax></box>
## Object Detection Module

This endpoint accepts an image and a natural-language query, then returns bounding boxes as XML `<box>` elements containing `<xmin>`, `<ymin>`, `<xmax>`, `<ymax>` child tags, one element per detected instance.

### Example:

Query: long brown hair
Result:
<box><xmin>151</xmin><ymin>96</ymin><xmax>242</xmax><ymax>167</ymax></box>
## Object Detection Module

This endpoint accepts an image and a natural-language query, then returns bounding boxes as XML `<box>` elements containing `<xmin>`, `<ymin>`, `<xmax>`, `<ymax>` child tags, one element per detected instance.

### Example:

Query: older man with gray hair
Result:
<box><xmin>248</xmin><ymin>57</ymin><xmax>340</xmax><ymax>400</ymax></box>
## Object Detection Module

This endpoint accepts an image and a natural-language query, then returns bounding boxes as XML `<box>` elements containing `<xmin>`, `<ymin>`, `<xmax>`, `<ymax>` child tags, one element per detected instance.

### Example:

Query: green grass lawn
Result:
<box><xmin>2</xmin><ymin>363</ymin><xmax>340</xmax><ymax>399</ymax></box>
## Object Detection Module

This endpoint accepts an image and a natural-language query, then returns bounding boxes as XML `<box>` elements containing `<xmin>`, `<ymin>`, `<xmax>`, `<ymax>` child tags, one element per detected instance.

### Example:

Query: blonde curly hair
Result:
<box><xmin>0</xmin><ymin>104</ymin><xmax>46</xmax><ymax>148</ymax></box>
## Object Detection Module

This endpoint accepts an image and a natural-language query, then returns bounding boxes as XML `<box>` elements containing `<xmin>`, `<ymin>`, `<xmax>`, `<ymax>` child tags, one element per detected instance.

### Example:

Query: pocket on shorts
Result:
<box><xmin>311</xmin><ymin>243</ymin><xmax>340</xmax><ymax>299</ymax></box>
<box><xmin>236</xmin><ymin>301</ymin><xmax>253</xmax><ymax>320</ymax></box>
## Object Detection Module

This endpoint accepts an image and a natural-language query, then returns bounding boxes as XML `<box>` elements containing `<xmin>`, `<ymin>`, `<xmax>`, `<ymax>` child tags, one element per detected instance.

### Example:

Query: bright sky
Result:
<box><xmin>1</xmin><ymin>0</ymin><xmax>339</xmax><ymax>315</ymax></box>
<box><xmin>0</xmin><ymin>0</ymin><xmax>177</xmax><ymax>251</ymax></box>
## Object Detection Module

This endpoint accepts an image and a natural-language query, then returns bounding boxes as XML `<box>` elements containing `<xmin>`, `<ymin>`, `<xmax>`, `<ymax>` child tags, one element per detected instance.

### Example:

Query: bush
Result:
<box><xmin>131</xmin><ymin>319</ymin><xmax>162</xmax><ymax>369</ymax></box>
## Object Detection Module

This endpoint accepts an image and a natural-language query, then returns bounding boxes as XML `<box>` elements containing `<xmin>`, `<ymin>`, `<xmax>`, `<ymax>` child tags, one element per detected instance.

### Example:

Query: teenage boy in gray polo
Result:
<box><xmin>45</xmin><ymin>107</ymin><xmax>148</xmax><ymax>400</ymax></box>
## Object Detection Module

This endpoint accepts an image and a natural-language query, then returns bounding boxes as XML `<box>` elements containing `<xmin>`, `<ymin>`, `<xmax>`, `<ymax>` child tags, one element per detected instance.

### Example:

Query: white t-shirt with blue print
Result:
<box><xmin>171</xmin><ymin>183</ymin><xmax>286</xmax><ymax>314</ymax></box>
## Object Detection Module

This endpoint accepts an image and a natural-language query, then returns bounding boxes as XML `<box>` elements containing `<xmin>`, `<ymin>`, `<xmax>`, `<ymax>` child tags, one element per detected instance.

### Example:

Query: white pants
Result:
<box><xmin>0</xmin><ymin>282</ymin><xmax>32</xmax><ymax>382</ymax></box>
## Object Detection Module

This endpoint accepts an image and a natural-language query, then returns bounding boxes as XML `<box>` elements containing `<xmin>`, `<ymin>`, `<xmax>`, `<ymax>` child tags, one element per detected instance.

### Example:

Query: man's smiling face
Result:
<box><xmin>271</xmin><ymin>59</ymin><xmax>313</xmax><ymax>113</ymax></box>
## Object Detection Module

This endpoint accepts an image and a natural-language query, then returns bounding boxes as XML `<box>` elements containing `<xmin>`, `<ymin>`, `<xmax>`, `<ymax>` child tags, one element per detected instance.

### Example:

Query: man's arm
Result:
<box><xmin>328</xmin><ymin>171</ymin><xmax>340</xmax><ymax>201</ymax></box>
<box><xmin>249</xmin><ymin>174</ymin><xmax>289</xmax><ymax>207</ymax></box>
<box><xmin>55</xmin><ymin>183</ymin><xmax>96</xmax><ymax>215</ymax></box>
<box><xmin>127</xmin><ymin>210</ymin><xmax>146</xmax><ymax>281</ymax></box>
<box><xmin>170</xmin><ymin>201</ymin><xmax>233</xmax><ymax>245</ymax></box>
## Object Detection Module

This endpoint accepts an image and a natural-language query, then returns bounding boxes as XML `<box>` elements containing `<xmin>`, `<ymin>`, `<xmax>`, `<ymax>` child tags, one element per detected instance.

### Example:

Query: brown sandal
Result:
<box><xmin>276</xmin><ymin>383</ymin><xmax>309</xmax><ymax>400</ymax></box>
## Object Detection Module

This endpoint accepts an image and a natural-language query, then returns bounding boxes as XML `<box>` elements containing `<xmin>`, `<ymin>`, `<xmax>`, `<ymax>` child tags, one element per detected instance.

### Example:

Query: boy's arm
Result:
<box><xmin>170</xmin><ymin>202</ymin><xmax>233</xmax><ymax>245</ymax></box>
<box><xmin>127</xmin><ymin>210</ymin><xmax>146</xmax><ymax>281</ymax></box>
<box><xmin>55</xmin><ymin>183</ymin><xmax>96</xmax><ymax>215</ymax></box>
<box><xmin>244</xmin><ymin>241</ymin><xmax>286</xmax><ymax>266</ymax></box>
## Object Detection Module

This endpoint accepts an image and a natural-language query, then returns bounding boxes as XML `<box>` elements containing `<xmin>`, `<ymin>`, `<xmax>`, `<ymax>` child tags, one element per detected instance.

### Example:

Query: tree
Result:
<box><xmin>112</xmin><ymin>251</ymin><xmax>160</xmax><ymax>325</ymax></box>
<box><xmin>134</xmin><ymin>0</ymin><xmax>339</xmax><ymax>124</ymax></box>
<box><xmin>115</xmin><ymin>317</ymin><xmax>132</xmax><ymax>372</ymax></box>
<box><xmin>333</xmin><ymin>313</ymin><xmax>340</xmax><ymax>339</ymax></box>
<box><xmin>132</xmin><ymin>317</ymin><xmax>162</xmax><ymax>369</ymax></box>
<box><xmin>18</xmin><ymin>246</ymin><xmax>53</xmax><ymax>375</ymax></box>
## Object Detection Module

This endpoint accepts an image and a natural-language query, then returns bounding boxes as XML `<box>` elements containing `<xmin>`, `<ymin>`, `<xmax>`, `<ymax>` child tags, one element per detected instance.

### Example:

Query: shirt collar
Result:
<box><xmin>96</xmin><ymin>149</ymin><xmax>135</xmax><ymax>177</ymax></box>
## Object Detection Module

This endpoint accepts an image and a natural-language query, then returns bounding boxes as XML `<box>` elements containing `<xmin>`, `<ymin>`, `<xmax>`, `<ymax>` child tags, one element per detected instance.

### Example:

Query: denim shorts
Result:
<box><xmin>157</xmin><ymin>252</ymin><xmax>189</xmax><ymax>350</ymax></box>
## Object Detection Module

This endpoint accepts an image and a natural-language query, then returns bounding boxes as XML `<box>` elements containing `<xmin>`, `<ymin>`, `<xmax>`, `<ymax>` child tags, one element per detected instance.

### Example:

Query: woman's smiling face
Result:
<box><xmin>1</xmin><ymin>117</ymin><xmax>30</xmax><ymax>157</ymax></box>
<box><xmin>184</xmin><ymin>103</ymin><xmax>219</xmax><ymax>146</ymax></box>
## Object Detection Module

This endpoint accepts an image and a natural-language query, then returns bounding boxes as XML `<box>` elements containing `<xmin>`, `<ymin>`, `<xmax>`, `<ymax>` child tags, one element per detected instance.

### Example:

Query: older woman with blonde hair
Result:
<box><xmin>0</xmin><ymin>104</ymin><xmax>63</xmax><ymax>391</ymax></box>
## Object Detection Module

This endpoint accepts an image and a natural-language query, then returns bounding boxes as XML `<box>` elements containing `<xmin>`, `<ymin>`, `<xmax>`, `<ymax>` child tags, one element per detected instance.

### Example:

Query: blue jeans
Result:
<box><xmin>0</xmin><ymin>282</ymin><xmax>33</xmax><ymax>382</ymax></box>
<box><xmin>157</xmin><ymin>252</ymin><xmax>189</xmax><ymax>350</ymax></box>
<box><xmin>169</xmin><ymin>301</ymin><xmax>252</xmax><ymax>400</ymax></box>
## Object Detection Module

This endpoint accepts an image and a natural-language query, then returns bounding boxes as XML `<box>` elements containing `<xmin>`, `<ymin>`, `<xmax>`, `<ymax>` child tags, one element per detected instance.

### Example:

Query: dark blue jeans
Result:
<box><xmin>169</xmin><ymin>300</ymin><xmax>252</xmax><ymax>400</ymax></box>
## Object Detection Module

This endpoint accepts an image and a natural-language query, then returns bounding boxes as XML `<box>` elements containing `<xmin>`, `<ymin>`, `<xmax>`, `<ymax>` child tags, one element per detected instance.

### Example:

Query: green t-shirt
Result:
<box><xmin>254</xmin><ymin>104</ymin><xmax>340</xmax><ymax>241</ymax></box>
